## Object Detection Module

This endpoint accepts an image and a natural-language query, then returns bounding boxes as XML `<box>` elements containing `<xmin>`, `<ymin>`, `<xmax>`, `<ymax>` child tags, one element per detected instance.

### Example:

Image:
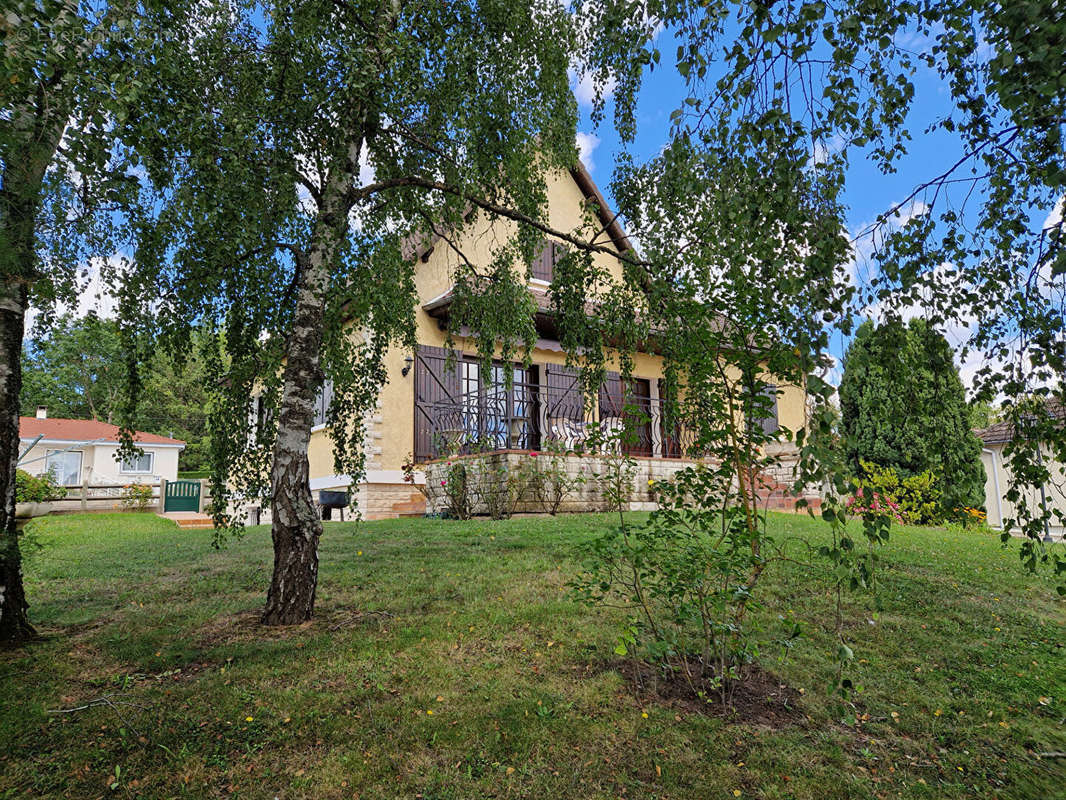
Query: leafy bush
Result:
<box><xmin>572</xmin><ymin>462</ymin><xmax>797</xmax><ymax>704</ymax></box>
<box><xmin>524</xmin><ymin>444</ymin><xmax>587</xmax><ymax>515</ymax></box>
<box><xmin>15</xmin><ymin>469</ymin><xmax>64</xmax><ymax>504</ymax></box>
<box><xmin>479</xmin><ymin>459</ymin><xmax>523</xmax><ymax>520</ymax></box>
<box><xmin>855</xmin><ymin>460</ymin><xmax>943</xmax><ymax>524</ymax></box>
<box><xmin>845</xmin><ymin>488</ymin><xmax>905</xmax><ymax>525</ymax></box>
<box><xmin>839</xmin><ymin>320</ymin><xmax>985</xmax><ymax>512</ymax></box>
<box><xmin>122</xmin><ymin>483</ymin><xmax>156</xmax><ymax>512</ymax></box>
<box><xmin>438</xmin><ymin>459</ymin><xmax>473</xmax><ymax>520</ymax></box>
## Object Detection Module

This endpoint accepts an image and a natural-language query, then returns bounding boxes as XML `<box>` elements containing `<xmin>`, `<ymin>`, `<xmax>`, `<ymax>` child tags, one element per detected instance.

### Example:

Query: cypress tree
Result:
<box><xmin>839</xmin><ymin>318</ymin><xmax>985</xmax><ymax>513</ymax></box>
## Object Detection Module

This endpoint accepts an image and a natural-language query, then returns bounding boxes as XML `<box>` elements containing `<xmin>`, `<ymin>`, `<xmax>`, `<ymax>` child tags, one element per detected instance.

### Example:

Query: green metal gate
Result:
<box><xmin>164</xmin><ymin>480</ymin><xmax>201</xmax><ymax>512</ymax></box>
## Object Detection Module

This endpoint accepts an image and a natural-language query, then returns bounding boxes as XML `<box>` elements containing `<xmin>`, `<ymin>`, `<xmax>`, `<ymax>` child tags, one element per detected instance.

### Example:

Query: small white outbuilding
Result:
<box><xmin>18</xmin><ymin>409</ymin><xmax>185</xmax><ymax>487</ymax></box>
<box><xmin>975</xmin><ymin>401</ymin><xmax>1065</xmax><ymax>539</ymax></box>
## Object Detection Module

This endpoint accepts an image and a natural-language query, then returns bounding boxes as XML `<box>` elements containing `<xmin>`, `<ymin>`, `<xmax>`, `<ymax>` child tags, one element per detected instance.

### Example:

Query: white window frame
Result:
<box><xmin>45</xmin><ymin>449</ymin><xmax>83</xmax><ymax>486</ymax></box>
<box><xmin>120</xmin><ymin>451</ymin><xmax>155</xmax><ymax>474</ymax></box>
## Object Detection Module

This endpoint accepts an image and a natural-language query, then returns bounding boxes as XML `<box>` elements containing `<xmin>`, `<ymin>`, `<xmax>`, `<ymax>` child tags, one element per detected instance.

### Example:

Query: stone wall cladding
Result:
<box><xmin>236</xmin><ymin>447</ymin><xmax>819</xmax><ymax>523</ymax></box>
<box><xmin>363</xmin><ymin>483</ymin><xmax>427</xmax><ymax>520</ymax></box>
<box><xmin>419</xmin><ymin>448</ymin><xmax>818</xmax><ymax>517</ymax></box>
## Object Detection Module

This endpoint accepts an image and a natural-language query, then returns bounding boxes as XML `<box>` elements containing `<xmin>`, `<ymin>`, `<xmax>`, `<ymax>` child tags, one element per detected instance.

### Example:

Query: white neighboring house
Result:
<box><xmin>976</xmin><ymin>400</ymin><xmax>1065</xmax><ymax>539</ymax></box>
<box><xmin>18</xmin><ymin>408</ymin><xmax>185</xmax><ymax>487</ymax></box>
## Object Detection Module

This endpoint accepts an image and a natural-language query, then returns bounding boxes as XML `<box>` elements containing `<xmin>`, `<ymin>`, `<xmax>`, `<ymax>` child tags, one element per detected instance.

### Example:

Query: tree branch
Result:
<box><xmin>352</xmin><ymin>175</ymin><xmax>649</xmax><ymax>269</ymax></box>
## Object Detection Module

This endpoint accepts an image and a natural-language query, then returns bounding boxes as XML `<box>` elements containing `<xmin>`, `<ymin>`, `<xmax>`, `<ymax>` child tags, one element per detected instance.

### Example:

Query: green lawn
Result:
<box><xmin>1</xmin><ymin>512</ymin><xmax>1062</xmax><ymax>799</ymax></box>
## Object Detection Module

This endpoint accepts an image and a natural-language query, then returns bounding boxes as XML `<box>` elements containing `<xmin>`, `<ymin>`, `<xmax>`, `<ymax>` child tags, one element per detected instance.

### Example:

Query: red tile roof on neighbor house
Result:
<box><xmin>18</xmin><ymin>417</ymin><xmax>185</xmax><ymax>447</ymax></box>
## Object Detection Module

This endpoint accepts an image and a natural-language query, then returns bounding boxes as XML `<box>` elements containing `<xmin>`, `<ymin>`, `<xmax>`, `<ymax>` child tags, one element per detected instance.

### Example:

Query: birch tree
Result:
<box><xmin>576</xmin><ymin>0</ymin><xmax>1066</xmax><ymax>585</ymax></box>
<box><xmin>117</xmin><ymin>0</ymin><xmax>630</xmax><ymax>624</ymax></box>
<box><xmin>0</xmin><ymin>0</ymin><xmax>156</xmax><ymax>644</ymax></box>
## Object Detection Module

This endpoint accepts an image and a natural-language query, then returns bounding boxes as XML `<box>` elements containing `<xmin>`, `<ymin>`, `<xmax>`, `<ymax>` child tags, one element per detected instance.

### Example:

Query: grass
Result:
<box><xmin>1</xmin><ymin>511</ymin><xmax>1062</xmax><ymax>799</ymax></box>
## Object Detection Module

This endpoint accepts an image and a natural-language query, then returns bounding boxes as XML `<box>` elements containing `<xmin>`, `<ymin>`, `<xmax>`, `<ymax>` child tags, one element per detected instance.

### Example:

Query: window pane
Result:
<box><xmin>46</xmin><ymin>451</ymin><xmax>82</xmax><ymax>485</ymax></box>
<box><xmin>121</xmin><ymin>453</ymin><xmax>153</xmax><ymax>472</ymax></box>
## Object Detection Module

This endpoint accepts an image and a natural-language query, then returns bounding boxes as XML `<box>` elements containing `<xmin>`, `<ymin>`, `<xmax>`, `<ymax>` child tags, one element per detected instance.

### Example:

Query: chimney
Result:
<box><xmin>35</xmin><ymin>406</ymin><xmax>47</xmax><ymax>419</ymax></box>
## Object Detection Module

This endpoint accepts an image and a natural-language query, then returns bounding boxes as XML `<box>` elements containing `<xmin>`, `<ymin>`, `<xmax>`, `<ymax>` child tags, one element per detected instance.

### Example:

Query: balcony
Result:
<box><xmin>422</xmin><ymin>379</ymin><xmax>694</xmax><ymax>462</ymax></box>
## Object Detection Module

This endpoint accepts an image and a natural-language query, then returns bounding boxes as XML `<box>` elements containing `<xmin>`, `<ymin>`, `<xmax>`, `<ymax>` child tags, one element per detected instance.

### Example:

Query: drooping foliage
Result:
<box><xmin>839</xmin><ymin>319</ymin><xmax>985</xmax><ymax>513</ymax></box>
<box><xmin>111</xmin><ymin>0</ymin><xmax>618</xmax><ymax>623</ymax></box>
<box><xmin>565</xmin><ymin>133</ymin><xmax>880</xmax><ymax>700</ymax></box>
<box><xmin>20</xmin><ymin>315</ymin><xmax>213</xmax><ymax>470</ymax></box>
<box><xmin>573</xmin><ymin>0</ymin><xmax>1065</xmax><ymax>583</ymax></box>
<box><xmin>0</xmin><ymin>1</ymin><xmax>186</xmax><ymax>644</ymax></box>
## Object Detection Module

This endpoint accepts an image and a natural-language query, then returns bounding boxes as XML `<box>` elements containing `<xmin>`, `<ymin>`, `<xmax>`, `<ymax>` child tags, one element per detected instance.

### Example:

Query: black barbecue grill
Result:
<box><xmin>319</xmin><ymin>490</ymin><xmax>350</xmax><ymax>521</ymax></box>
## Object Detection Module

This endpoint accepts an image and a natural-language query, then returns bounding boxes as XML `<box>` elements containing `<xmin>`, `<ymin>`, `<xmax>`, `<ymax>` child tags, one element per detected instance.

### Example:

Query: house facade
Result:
<box><xmin>294</xmin><ymin>165</ymin><xmax>809</xmax><ymax>520</ymax></box>
<box><xmin>976</xmin><ymin>402</ymin><xmax>1065</xmax><ymax>538</ymax></box>
<box><xmin>18</xmin><ymin>411</ymin><xmax>185</xmax><ymax>487</ymax></box>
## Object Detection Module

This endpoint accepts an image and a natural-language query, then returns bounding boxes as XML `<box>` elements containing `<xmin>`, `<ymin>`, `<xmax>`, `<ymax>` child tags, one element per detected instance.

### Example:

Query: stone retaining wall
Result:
<box><xmin>421</xmin><ymin>446</ymin><xmax>820</xmax><ymax>517</ymax></box>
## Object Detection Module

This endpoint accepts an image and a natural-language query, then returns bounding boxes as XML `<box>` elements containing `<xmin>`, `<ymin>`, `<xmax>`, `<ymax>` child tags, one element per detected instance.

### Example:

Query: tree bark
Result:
<box><xmin>0</xmin><ymin>276</ymin><xmax>33</xmax><ymax>645</ymax></box>
<box><xmin>0</xmin><ymin>124</ymin><xmax>46</xmax><ymax>645</ymax></box>
<box><xmin>262</xmin><ymin>152</ymin><xmax>359</xmax><ymax>625</ymax></box>
<box><xmin>0</xmin><ymin>98</ymin><xmax>68</xmax><ymax>645</ymax></box>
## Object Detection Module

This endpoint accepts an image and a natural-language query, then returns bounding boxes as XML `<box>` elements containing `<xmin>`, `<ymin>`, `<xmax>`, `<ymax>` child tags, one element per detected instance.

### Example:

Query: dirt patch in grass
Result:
<box><xmin>194</xmin><ymin>605</ymin><xmax>395</xmax><ymax>648</ymax></box>
<box><xmin>608</xmin><ymin>658</ymin><xmax>806</xmax><ymax>726</ymax></box>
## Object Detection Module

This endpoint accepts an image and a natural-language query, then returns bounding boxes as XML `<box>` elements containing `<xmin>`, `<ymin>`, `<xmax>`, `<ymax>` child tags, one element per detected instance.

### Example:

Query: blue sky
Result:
<box><xmin>568</xmin><ymin>26</ymin><xmax>995</xmax><ymax>387</ymax></box>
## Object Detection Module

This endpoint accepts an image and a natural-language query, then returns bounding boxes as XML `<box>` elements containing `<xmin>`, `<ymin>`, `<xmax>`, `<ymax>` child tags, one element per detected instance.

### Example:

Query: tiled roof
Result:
<box><xmin>18</xmin><ymin>417</ymin><xmax>185</xmax><ymax>446</ymax></box>
<box><xmin>974</xmin><ymin>399</ymin><xmax>1065</xmax><ymax>445</ymax></box>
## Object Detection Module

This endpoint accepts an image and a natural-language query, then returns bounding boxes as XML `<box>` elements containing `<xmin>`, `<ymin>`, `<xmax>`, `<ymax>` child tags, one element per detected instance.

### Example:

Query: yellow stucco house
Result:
<box><xmin>302</xmin><ymin>164</ymin><xmax>808</xmax><ymax>519</ymax></box>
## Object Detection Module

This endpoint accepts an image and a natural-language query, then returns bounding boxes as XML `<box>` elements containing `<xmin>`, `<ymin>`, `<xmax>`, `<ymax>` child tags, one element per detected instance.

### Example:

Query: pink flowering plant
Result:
<box><xmin>845</xmin><ymin>488</ymin><xmax>905</xmax><ymax>525</ymax></box>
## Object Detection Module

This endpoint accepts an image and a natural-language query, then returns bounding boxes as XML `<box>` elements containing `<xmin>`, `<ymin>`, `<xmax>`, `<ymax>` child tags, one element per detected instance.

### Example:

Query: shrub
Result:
<box><xmin>845</xmin><ymin>488</ymin><xmax>905</xmax><ymax>525</ymax></box>
<box><xmin>122</xmin><ymin>483</ymin><xmax>156</xmax><ymax>512</ymax></box>
<box><xmin>839</xmin><ymin>319</ymin><xmax>985</xmax><ymax>512</ymax></box>
<box><xmin>525</xmin><ymin>444</ymin><xmax>586</xmax><ymax>515</ymax></box>
<box><xmin>585</xmin><ymin>423</ymin><xmax>637</xmax><ymax>518</ymax></box>
<box><xmin>438</xmin><ymin>459</ymin><xmax>473</xmax><ymax>520</ymax></box>
<box><xmin>855</xmin><ymin>460</ymin><xmax>942</xmax><ymax>524</ymax></box>
<box><xmin>402</xmin><ymin>454</ymin><xmax>430</xmax><ymax>505</ymax></box>
<box><xmin>15</xmin><ymin>469</ymin><xmax>65</xmax><ymax>504</ymax></box>
<box><xmin>479</xmin><ymin>459</ymin><xmax>522</xmax><ymax>520</ymax></box>
<box><xmin>572</xmin><ymin>462</ymin><xmax>796</xmax><ymax>705</ymax></box>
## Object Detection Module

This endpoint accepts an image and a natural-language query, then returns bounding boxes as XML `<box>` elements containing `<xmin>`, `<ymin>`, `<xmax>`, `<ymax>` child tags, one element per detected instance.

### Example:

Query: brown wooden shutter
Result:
<box><xmin>531</xmin><ymin>241</ymin><xmax>553</xmax><ymax>282</ymax></box>
<box><xmin>597</xmin><ymin>372</ymin><xmax>625</xmax><ymax>419</ymax></box>
<box><xmin>413</xmin><ymin>345</ymin><xmax>461</xmax><ymax>461</ymax></box>
<box><xmin>760</xmin><ymin>384</ymin><xmax>779</xmax><ymax>435</ymax></box>
<box><xmin>312</xmin><ymin>379</ymin><xmax>333</xmax><ymax>427</ymax></box>
<box><xmin>543</xmin><ymin>364</ymin><xmax>582</xmax><ymax>422</ymax></box>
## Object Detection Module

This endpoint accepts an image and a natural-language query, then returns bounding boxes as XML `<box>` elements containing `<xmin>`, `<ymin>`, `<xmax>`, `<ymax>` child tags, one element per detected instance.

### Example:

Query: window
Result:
<box><xmin>312</xmin><ymin>379</ymin><xmax>333</xmax><ymax>428</ymax></box>
<box><xmin>531</xmin><ymin>240</ymin><xmax>569</xmax><ymax>283</ymax></box>
<box><xmin>120</xmin><ymin>451</ymin><xmax>155</xmax><ymax>474</ymax></box>
<box><xmin>457</xmin><ymin>360</ymin><xmax>537</xmax><ymax>452</ymax></box>
<box><xmin>45</xmin><ymin>450</ymin><xmax>82</xmax><ymax>486</ymax></box>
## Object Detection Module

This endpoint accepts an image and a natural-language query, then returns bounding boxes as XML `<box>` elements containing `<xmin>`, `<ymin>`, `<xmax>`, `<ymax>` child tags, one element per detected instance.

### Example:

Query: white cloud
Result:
<box><xmin>575</xmin><ymin>131</ymin><xmax>600</xmax><ymax>172</ymax></box>
<box><xmin>1043</xmin><ymin>196</ymin><xmax>1064</xmax><ymax>232</ymax></box>
<box><xmin>569</xmin><ymin>65</ymin><xmax>616</xmax><ymax>108</ymax></box>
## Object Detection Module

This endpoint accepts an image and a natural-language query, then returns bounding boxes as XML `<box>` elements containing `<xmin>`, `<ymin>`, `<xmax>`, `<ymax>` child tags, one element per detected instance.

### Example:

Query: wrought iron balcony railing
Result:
<box><xmin>426</xmin><ymin>380</ymin><xmax>694</xmax><ymax>460</ymax></box>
